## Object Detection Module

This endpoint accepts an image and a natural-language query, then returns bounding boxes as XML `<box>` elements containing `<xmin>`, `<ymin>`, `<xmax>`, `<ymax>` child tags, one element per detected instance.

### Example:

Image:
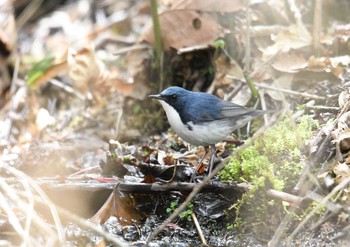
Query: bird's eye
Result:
<box><xmin>171</xmin><ymin>94</ymin><xmax>177</xmax><ymax>99</ymax></box>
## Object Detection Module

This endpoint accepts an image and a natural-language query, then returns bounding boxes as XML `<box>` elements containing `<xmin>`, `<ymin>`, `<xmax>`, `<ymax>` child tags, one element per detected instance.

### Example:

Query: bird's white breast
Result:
<box><xmin>159</xmin><ymin>100</ymin><xmax>233</xmax><ymax>146</ymax></box>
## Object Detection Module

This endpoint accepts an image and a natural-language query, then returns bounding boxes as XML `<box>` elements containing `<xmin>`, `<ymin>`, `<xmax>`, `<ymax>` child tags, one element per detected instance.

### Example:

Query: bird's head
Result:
<box><xmin>149</xmin><ymin>86</ymin><xmax>189</xmax><ymax>111</ymax></box>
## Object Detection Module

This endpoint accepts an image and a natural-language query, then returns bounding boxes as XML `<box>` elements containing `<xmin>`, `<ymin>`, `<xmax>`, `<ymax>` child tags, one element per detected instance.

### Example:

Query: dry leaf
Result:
<box><xmin>271</xmin><ymin>52</ymin><xmax>307</xmax><ymax>73</ymax></box>
<box><xmin>308</xmin><ymin>55</ymin><xmax>350</xmax><ymax>78</ymax></box>
<box><xmin>262</xmin><ymin>24</ymin><xmax>311</xmax><ymax>61</ymax></box>
<box><xmin>68</xmin><ymin>44</ymin><xmax>109</xmax><ymax>96</ymax></box>
<box><xmin>141</xmin><ymin>10</ymin><xmax>223</xmax><ymax>50</ymax></box>
<box><xmin>214</xmin><ymin>53</ymin><xmax>245</xmax><ymax>87</ymax></box>
<box><xmin>90</xmin><ymin>189</ymin><xmax>143</xmax><ymax>225</ymax></box>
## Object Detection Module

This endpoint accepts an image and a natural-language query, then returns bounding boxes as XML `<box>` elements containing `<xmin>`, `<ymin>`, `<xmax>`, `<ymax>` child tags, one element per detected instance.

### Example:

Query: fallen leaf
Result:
<box><xmin>141</xmin><ymin>9</ymin><xmax>223</xmax><ymax>50</ymax></box>
<box><xmin>214</xmin><ymin>52</ymin><xmax>245</xmax><ymax>87</ymax></box>
<box><xmin>68</xmin><ymin>44</ymin><xmax>109</xmax><ymax>96</ymax></box>
<box><xmin>271</xmin><ymin>52</ymin><xmax>307</xmax><ymax>73</ymax></box>
<box><xmin>307</xmin><ymin>55</ymin><xmax>350</xmax><ymax>78</ymax></box>
<box><xmin>90</xmin><ymin>189</ymin><xmax>143</xmax><ymax>225</ymax></box>
<box><xmin>262</xmin><ymin>24</ymin><xmax>312</xmax><ymax>61</ymax></box>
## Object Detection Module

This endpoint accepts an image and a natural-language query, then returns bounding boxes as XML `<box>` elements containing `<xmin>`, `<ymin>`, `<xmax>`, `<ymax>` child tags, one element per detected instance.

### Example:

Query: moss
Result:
<box><xmin>221</xmin><ymin>116</ymin><xmax>317</xmax><ymax>237</ymax></box>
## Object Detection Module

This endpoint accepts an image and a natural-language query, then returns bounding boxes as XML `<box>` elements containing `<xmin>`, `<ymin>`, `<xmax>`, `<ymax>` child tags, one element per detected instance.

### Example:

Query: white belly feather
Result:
<box><xmin>159</xmin><ymin>101</ymin><xmax>232</xmax><ymax>146</ymax></box>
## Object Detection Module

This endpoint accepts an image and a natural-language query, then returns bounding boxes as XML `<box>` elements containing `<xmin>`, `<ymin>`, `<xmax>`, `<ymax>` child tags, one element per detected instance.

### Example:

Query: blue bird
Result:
<box><xmin>149</xmin><ymin>86</ymin><xmax>270</xmax><ymax>175</ymax></box>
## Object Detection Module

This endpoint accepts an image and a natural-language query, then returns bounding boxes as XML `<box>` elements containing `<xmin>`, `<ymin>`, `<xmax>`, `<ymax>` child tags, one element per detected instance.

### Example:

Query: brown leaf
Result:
<box><xmin>68</xmin><ymin>44</ymin><xmax>109</xmax><ymax>96</ymax></box>
<box><xmin>271</xmin><ymin>52</ymin><xmax>307</xmax><ymax>73</ymax></box>
<box><xmin>213</xmin><ymin>52</ymin><xmax>245</xmax><ymax>87</ymax></box>
<box><xmin>141</xmin><ymin>10</ymin><xmax>223</xmax><ymax>50</ymax></box>
<box><xmin>143</xmin><ymin>174</ymin><xmax>156</xmax><ymax>183</ymax></box>
<box><xmin>262</xmin><ymin>24</ymin><xmax>311</xmax><ymax>61</ymax></box>
<box><xmin>307</xmin><ymin>55</ymin><xmax>350</xmax><ymax>78</ymax></box>
<box><xmin>90</xmin><ymin>189</ymin><xmax>143</xmax><ymax>225</ymax></box>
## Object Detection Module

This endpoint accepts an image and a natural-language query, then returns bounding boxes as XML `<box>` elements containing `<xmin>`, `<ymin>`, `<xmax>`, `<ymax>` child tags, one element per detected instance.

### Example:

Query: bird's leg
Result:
<box><xmin>190</xmin><ymin>146</ymin><xmax>209</xmax><ymax>182</ymax></box>
<box><xmin>208</xmin><ymin>144</ymin><xmax>217</xmax><ymax>174</ymax></box>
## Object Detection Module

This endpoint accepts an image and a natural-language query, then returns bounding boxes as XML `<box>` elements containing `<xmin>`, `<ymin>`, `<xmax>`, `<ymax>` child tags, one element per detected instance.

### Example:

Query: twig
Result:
<box><xmin>225</xmin><ymin>80</ymin><xmax>243</xmax><ymax>101</ymax></box>
<box><xmin>113</xmin><ymin>44</ymin><xmax>151</xmax><ymax>56</ymax></box>
<box><xmin>192</xmin><ymin>212</ymin><xmax>207</xmax><ymax>245</ymax></box>
<box><xmin>252</xmin><ymin>82</ymin><xmax>326</xmax><ymax>100</ymax></box>
<box><xmin>306</xmin><ymin>105</ymin><xmax>340</xmax><ymax>112</ymax></box>
<box><xmin>266</xmin><ymin>189</ymin><xmax>304</xmax><ymax>207</ymax></box>
<box><xmin>177</xmin><ymin>44</ymin><xmax>211</xmax><ymax>54</ymax></box>
<box><xmin>49</xmin><ymin>79</ymin><xmax>85</xmax><ymax>100</ymax></box>
<box><xmin>16</xmin><ymin>0</ymin><xmax>43</xmax><ymax>30</ymax></box>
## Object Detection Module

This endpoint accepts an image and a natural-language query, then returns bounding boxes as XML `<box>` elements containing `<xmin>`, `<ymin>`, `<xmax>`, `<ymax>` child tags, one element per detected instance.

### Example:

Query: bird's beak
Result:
<box><xmin>149</xmin><ymin>94</ymin><xmax>163</xmax><ymax>100</ymax></box>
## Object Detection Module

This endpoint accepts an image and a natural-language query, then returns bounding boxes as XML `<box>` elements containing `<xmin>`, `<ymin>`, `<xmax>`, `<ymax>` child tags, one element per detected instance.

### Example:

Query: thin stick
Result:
<box><xmin>16</xmin><ymin>0</ymin><xmax>44</xmax><ymax>29</ymax></box>
<box><xmin>192</xmin><ymin>212</ymin><xmax>207</xmax><ymax>245</ymax></box>
<box><xmin>113</xmin><ymin>44</ymin><xmax>151</xmax><ymax>55</ymax></box>
<box><xmin>252</xmin><ymin>82</ymin><xmax>326</xmax><ymax>100</ymax></box>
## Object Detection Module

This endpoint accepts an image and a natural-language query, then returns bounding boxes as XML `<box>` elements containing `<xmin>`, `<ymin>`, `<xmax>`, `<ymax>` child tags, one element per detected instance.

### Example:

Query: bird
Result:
<box><xmin>149</xmin><ymin>86</ymin><xmax>270</xmax><ymax>175</ymax></box>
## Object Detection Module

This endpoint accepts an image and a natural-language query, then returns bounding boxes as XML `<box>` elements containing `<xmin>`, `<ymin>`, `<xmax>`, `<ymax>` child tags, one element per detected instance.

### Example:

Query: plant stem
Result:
<box><xmin>150</xmin><ymin>0</ymin><xmax>163</xmax><ymax>67</ymax></box>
